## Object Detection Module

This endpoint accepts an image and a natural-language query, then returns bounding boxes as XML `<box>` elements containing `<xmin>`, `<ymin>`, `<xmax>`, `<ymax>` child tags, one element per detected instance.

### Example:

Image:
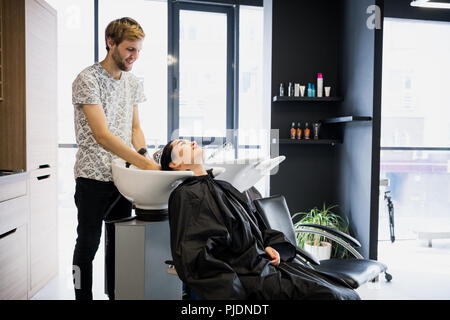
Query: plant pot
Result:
<box><xmin>304</xmin><ymin>241</ymin><xmax>332</xmax><ymax>261</ymax></box>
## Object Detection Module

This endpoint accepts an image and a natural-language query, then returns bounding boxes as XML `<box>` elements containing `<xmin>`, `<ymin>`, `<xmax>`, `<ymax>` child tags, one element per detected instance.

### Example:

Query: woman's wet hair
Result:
<box><xmin>160</xmin><ymin>140</ymin><xmax>174</xmax><ymax>171</ymax></box>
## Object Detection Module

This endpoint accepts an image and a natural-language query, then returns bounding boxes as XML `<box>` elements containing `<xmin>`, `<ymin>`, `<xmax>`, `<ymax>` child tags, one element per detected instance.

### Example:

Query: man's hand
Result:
<box><xmin>142</xmin><ymin>158</ymin><xmax>161</xmax><ymax>170</ymax></box>
<box><xmin>265</xmin><ymin>246</ymin><xmax>280</xmax><ymax>266</ymax></box>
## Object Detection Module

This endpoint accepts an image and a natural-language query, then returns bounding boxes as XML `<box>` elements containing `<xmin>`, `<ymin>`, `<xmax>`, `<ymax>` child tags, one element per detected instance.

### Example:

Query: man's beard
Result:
<box><xmin>112</xmin><ymin>47</ymin><xmax>131</xmax><ymax>72</ymax></box>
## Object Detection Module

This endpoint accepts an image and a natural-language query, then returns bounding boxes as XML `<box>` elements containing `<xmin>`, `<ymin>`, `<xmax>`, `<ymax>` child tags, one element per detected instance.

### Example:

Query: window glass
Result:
<box><xmin>45</xmin><ymin>0</ymin><xmax>94</xmax><ymax>144</ymax></box>
<box><xmin>381</xmin><ymin>18</ymin><xmax>450</xmax><ymax>148</ymax></box>
<box><xmin>178</xmin><ymin>9</ymin><xmax>228</xmax><ymax>138</ymax></box>
<box><xmin>379</xmin><ymin>18</ymin><xmax>450</xmax><ymax>240</ymax></box>
<box><xmin>238</xmin><ymin>5</ymin><xmax>264</xmax><ymax>159</ymax></box>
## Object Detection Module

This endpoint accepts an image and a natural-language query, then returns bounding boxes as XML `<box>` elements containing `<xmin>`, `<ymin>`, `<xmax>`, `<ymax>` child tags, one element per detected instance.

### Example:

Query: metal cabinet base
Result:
<box><xmin>114</xmin><ymin>219</ymin><xmax>181</xmax><ymax>300</ymax></box>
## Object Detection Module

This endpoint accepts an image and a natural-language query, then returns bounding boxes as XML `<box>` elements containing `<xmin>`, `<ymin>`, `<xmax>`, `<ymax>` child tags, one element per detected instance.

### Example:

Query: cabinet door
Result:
<box><xmin>25</xmin><ymin>0</ymin><xmax>57</xmax><ymax>171</ymax></box>
<box><xmin>29</xmin><ymin>168</ymin><xmax>57</xmax><ymax>297</ymax></box>
<box><xmin>0</xmin><ymin>225</ymin><xmax>28</xmax><ymax>300</ymax></box>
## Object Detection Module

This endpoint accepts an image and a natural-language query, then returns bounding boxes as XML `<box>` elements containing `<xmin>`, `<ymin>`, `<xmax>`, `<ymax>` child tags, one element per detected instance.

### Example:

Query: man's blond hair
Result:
<box><xmin>105</xmin><ymin>17</ymin><xmax>145</xmax><ymax>51</ymax></box>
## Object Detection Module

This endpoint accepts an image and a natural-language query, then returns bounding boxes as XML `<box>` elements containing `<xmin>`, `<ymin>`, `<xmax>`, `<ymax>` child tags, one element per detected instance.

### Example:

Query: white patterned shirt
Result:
<box><xmin>72</xmin><ymin>63</ymin><xmax>146</xmax><ymax>182</ymax></box>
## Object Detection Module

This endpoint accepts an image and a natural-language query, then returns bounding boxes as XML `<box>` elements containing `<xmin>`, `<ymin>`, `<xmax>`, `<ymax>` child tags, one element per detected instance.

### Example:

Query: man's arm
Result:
<box><xmin>131</xmin><ymin>105</ymin><xmax>147</xmax><ymax>151</ymax></box>
<box><xmin>82</xmin><ymin>104</ymin><xmax>160</xmax><ymax>170</ymax></box>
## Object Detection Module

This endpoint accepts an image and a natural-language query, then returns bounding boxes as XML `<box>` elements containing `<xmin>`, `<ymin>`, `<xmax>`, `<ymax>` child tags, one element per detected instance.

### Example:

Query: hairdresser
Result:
<box><xmin>71</xmin><ymin>17</ymin><xmax>159</xmax><ymax>300</ymax></box>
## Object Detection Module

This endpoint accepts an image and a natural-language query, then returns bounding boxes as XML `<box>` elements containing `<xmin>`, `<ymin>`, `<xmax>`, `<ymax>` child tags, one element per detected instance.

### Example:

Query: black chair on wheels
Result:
<box><xmin>253</xmin><ymin>195</ymin><xmax>392</xmax><ymax>290</ymax></box>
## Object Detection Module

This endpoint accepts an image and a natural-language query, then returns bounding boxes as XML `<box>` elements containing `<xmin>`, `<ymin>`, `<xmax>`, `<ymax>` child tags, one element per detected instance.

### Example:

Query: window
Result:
<box><xmin>46</xmin><ymin>0</ymin><xmax>95</xmax><ymax>144</ymax></box>
<box><xmin>170</xmin><ymin>2</ymin><xmax>267</xmax><ymax>159</ymax></box>
<box><xmin>238</xmin><ymin>5</ymin><xmax>264</xmax><ymax>159</ymax></box>
<box><xmin>379</xmin><ymin>18</ymin><xmax>450</xmax><ymax>241</ymax></box>
<box><xmin>170</xmin><ymin>2</ymin><xmax>234</xmax><ymax>142</ymax></box>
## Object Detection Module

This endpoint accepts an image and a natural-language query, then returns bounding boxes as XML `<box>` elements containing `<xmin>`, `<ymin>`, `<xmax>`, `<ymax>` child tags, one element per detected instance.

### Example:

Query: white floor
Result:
<box><xmin>356</xmin><ymin>239</ymin><xmax>450</xmax><ymax>300</ymax></box>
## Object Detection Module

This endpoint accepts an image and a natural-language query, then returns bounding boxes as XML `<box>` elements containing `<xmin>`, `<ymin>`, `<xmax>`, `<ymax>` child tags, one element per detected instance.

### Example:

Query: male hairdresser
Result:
<box><xmin>71</xmin><ymin>17</ymin><xmax>159</xmax><ymax>300</ymax></box>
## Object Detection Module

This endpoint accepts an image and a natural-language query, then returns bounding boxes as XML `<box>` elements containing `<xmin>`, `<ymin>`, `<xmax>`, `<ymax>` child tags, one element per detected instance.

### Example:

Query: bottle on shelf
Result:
<box><xmin>307</xmin><ymin>83</ymin><xmax>312</xmax><ymax>97</ymax></box>
<box><xmin>317</xmin><ymin>73</ymin><xmax>323</xmax><ymax>98</ymax></box>
<box><xmin>290</xmin><ymin>122</ymin><xmax>296</xmax><ymax>139</ymax></box>
<box><xmin>312</xmin><ymin>84</ymin><xmax>316</xmax><ymax>97</ymax></box>
<box><xmin>280</xmin><ymin>83</ymin><xmax>285</xmax><ymax>96</ymax></box>
<box><xmin>296</xmin><ymin>122</ymin><xmax>302</xmax><ymax>140</ymax></box>
<box><xmin>304</xmin><ymin>122</ymin><xmax>311</xmax><ymax>140</ymax></box>
<box><xmin>288</xmin><ymin>82</ymin><xmax>293</xmax><ymax>97</ymax></box>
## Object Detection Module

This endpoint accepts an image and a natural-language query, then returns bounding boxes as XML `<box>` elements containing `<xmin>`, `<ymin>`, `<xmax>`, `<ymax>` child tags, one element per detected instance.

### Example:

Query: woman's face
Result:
<box><xmin>169</xmin><ymin>139</ymin><xmax>205</xmax><ymax>170</ymax></box>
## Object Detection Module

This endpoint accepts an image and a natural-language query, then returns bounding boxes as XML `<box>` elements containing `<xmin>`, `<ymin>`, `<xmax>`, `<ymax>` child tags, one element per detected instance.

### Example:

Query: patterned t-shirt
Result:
<box><xmin>72</xmin><ymin>63</ymin><xmax>146</xmax><ymax>182</ymax></box>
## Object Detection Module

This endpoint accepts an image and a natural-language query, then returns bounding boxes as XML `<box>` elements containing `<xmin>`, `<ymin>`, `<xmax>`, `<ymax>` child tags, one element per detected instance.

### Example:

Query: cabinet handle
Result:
<box><xmin>37</xmin><ymin>174</ymin><xmax>51</xmax><ymax>181</ymax></box>
<box><xmin>0</xmin><ymin>228</ymin><xmax>17</xmax><ymax>240</ymax></box>
<box><xmin>39</xmin><ymin>164</ymin><xmax>50</xmax><ymax>169</ymax></box>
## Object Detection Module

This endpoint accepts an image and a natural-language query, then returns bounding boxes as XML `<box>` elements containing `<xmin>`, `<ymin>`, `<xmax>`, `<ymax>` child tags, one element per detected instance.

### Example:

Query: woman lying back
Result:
<box><xmin>158</xmin><ymin>139</ymin><xmax>360</xmax><ymax>300</ymax></box>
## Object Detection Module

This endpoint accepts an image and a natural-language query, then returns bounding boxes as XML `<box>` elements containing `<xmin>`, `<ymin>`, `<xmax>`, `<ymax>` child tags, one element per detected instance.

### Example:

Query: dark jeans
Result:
<box><xmin>72</xmin><ymin>177</ymin><xmax>131</xmax><ymax>300</ymax></box>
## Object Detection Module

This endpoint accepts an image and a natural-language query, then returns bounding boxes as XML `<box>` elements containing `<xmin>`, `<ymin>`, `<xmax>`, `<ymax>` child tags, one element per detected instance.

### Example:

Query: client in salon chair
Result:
<box><xmin>159</xmin><ymin>139</ymin><xmax>360</xmax><ymax>300</ymax></box>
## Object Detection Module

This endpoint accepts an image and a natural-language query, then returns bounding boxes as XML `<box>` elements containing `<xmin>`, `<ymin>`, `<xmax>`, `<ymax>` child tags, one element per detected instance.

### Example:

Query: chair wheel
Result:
<box><xmin>385</xmin><ymin>272</ymin><xmax>392</xmax><ymax>282</ymax></box>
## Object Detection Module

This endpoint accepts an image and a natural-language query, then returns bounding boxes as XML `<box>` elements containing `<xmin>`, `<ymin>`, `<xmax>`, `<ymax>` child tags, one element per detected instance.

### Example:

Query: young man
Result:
<box><xmin>159</xmin><ymin>140</ymin><xmax>360</xmax><ymax>300</ymax></box>
<box><xmin>71</xmin><ymin>17</ymin><xmax>159</xmax><ymax>300</ymax></box>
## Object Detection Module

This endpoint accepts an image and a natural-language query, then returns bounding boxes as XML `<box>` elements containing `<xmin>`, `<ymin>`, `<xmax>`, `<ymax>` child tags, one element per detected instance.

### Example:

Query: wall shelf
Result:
<box><xmin>322</xmin><ymin>116</ymin><xmax>372</xmax><ymax>124</ymax></box>
<box><xmin>279</xmin><ymin>139</ymin><xmax>342</xmax><ymax>146</ymax></box>
<box><xmin>273</xmin><ymin>96</ymin><xmax>343</xmax><ymax>102</ymax></box>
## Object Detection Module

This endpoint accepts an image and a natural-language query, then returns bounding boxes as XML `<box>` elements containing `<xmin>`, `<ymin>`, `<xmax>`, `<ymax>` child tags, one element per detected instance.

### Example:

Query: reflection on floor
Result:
<box><xmin>356</xmin><ymin>239</ymin><xmax>450</xmax><ymax>300</ymax></box>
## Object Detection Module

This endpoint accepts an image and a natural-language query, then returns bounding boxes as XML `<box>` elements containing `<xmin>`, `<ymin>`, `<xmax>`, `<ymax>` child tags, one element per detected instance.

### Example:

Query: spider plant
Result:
<box><xmin>292</xmin><ymin>203</ymin><xmax>349</xmax><ymax>258</ymax></box>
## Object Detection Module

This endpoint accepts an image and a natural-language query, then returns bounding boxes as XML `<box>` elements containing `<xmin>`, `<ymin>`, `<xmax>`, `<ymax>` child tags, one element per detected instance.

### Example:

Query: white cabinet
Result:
<box><xmin>0</xmin><ymin>225</ymin><xmax>28</xmax><ymax>300</ymax></box>
<box><xmin>28</xmin><ymin>168</ymin><xmax>58</xmax><ymax>297</ymax></box>
<box><xmin>24</xmin><ymin>0</ymin><xmax>58</xmax><ymax>298</ymax></box>
<box><xmin>25</xmin><ymin>0</ymin><xmax>57</xmax><ymax>171</ymax></box>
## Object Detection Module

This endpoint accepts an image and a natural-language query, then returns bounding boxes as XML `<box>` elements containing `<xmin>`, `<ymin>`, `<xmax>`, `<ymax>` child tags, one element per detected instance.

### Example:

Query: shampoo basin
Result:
<box><xmin>205</xmin><ymin>155</ymin><xmax>286</xmax><ymax>193</ymax></box>
<box><xmin>112</xmin><ymin>158</ymin><xmax>225</xmax><ymax>211</ymax></box>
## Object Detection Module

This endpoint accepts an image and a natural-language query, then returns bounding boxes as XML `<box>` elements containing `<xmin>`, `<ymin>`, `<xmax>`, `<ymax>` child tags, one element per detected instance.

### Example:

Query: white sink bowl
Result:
<box><xmin>205</xmin><ymin>155</ymin><xmax>286</xmax><ymax>193</ymax></box>
<box><xmin>111</xmin><ymin>158</ymin><xmax>225</xmax><ymax>210</ymax></box>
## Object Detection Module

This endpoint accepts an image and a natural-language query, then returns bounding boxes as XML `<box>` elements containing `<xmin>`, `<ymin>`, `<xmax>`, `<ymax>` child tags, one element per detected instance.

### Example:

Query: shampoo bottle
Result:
<box><xmin>296</xmin><ymin>122</ymin><xmax>302</xmax><ymax>140</ymax></box>
<box><xmin>317</xmin><ymin>73</ymin><xmax>323</xmax><ymax>97</ymax></box>
<box><xmin>280</xmin><ymin>83</ymin><xmax>285</xmax><ymax>97</ymax></box>
<box><xmin>290</xmin><ymin>122</ymin><xmax>296</xmax><ymax>139</ymax></box>
<box><xmin>304</xmin><ymin>122</ymin><xmax>311</xmax><ymax>140</ymax></box>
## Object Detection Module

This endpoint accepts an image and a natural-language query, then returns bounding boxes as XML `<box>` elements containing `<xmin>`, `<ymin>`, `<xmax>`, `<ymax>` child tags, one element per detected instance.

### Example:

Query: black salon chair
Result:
<box><xmin>253</xmin><ymin>195</ymin><xmax>392</xmax><ymax>289</ymax></box>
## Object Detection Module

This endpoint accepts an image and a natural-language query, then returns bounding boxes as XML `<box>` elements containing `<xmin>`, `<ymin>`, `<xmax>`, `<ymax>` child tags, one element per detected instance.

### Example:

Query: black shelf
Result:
<box><xmin>279</xmin><ymin>139</ymin><xmax>341</xmax><ymax>146</ymax></box>
<box><xmin>273</xmin><ymin>96</ymin><xmax>343</xmax><ymax>102</ymax></box>
<box><xmin>322</xmin><ymin>116</ymin><xmax>372</xmax><ymax>124</ymax></box>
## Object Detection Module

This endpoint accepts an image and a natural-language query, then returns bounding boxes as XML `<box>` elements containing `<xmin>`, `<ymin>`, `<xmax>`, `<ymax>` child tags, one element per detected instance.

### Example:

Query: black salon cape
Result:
<box><xmin>168</xmin><ymin>172</ymin><xmax>360</xmax><ymax>300</ymax></box>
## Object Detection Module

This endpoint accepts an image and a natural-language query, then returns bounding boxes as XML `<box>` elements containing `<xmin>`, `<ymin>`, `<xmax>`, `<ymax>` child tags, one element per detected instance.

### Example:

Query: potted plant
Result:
<box><xmin>292</xmin><ymin>204</ymin><xmax>349</xmax><ymax>260</ymax></box>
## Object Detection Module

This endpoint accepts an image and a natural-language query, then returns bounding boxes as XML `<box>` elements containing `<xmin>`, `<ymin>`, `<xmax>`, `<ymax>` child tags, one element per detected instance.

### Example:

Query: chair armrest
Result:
<box><xmin>296</xmin><ymin>223</ymin><xmax>361</xmax><ymax>248</ymax></box>
<box><xmin>295</xmin><ymin>246</ymin><xmax>320</xmax><ymax>265</ymax></box>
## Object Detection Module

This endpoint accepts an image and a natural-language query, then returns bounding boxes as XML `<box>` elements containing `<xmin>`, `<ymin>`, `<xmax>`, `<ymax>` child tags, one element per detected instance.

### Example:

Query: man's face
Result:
<box><xmin>110</xmin><ymin>38</ymin><xmax>143</xmax><ymax>71</ymax></box>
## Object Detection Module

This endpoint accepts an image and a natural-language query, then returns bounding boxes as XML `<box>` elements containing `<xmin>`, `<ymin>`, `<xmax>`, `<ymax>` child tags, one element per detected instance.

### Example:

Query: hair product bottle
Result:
<box><xmin>304</xmin><ymin>122</ymin><xmax>311</xmax><ymax>140</ymax></box>
<box><xmin>317</xmin><ymin>73</ymin><xmax>323</xmax><ymax>98</ymax></box>
<box><xmin>288</xmin><ymin>82</ymin><xmax>293</xmax><ymax>97</ymax></box>
<box><xmin>280</xmin><ymin>83</ymin><xmax>285</xmax><ymax>96</ymax></box>
<box><xmin>290</xmin><ymin>122</ymin><xmax>296</xmax><ymax>139</ymax></box>
<box><xmin>296</xmin><ymin>122</ymin><xmax>302</xmax><ymax>140</ymax></box>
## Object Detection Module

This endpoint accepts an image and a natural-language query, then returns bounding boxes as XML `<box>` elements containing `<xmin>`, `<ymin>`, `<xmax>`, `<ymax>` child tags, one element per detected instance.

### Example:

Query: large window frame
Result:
<box><xmin>168</xmin><ymin>0</ymin><xmax>238</xmax><ymax>152</ymax></box>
